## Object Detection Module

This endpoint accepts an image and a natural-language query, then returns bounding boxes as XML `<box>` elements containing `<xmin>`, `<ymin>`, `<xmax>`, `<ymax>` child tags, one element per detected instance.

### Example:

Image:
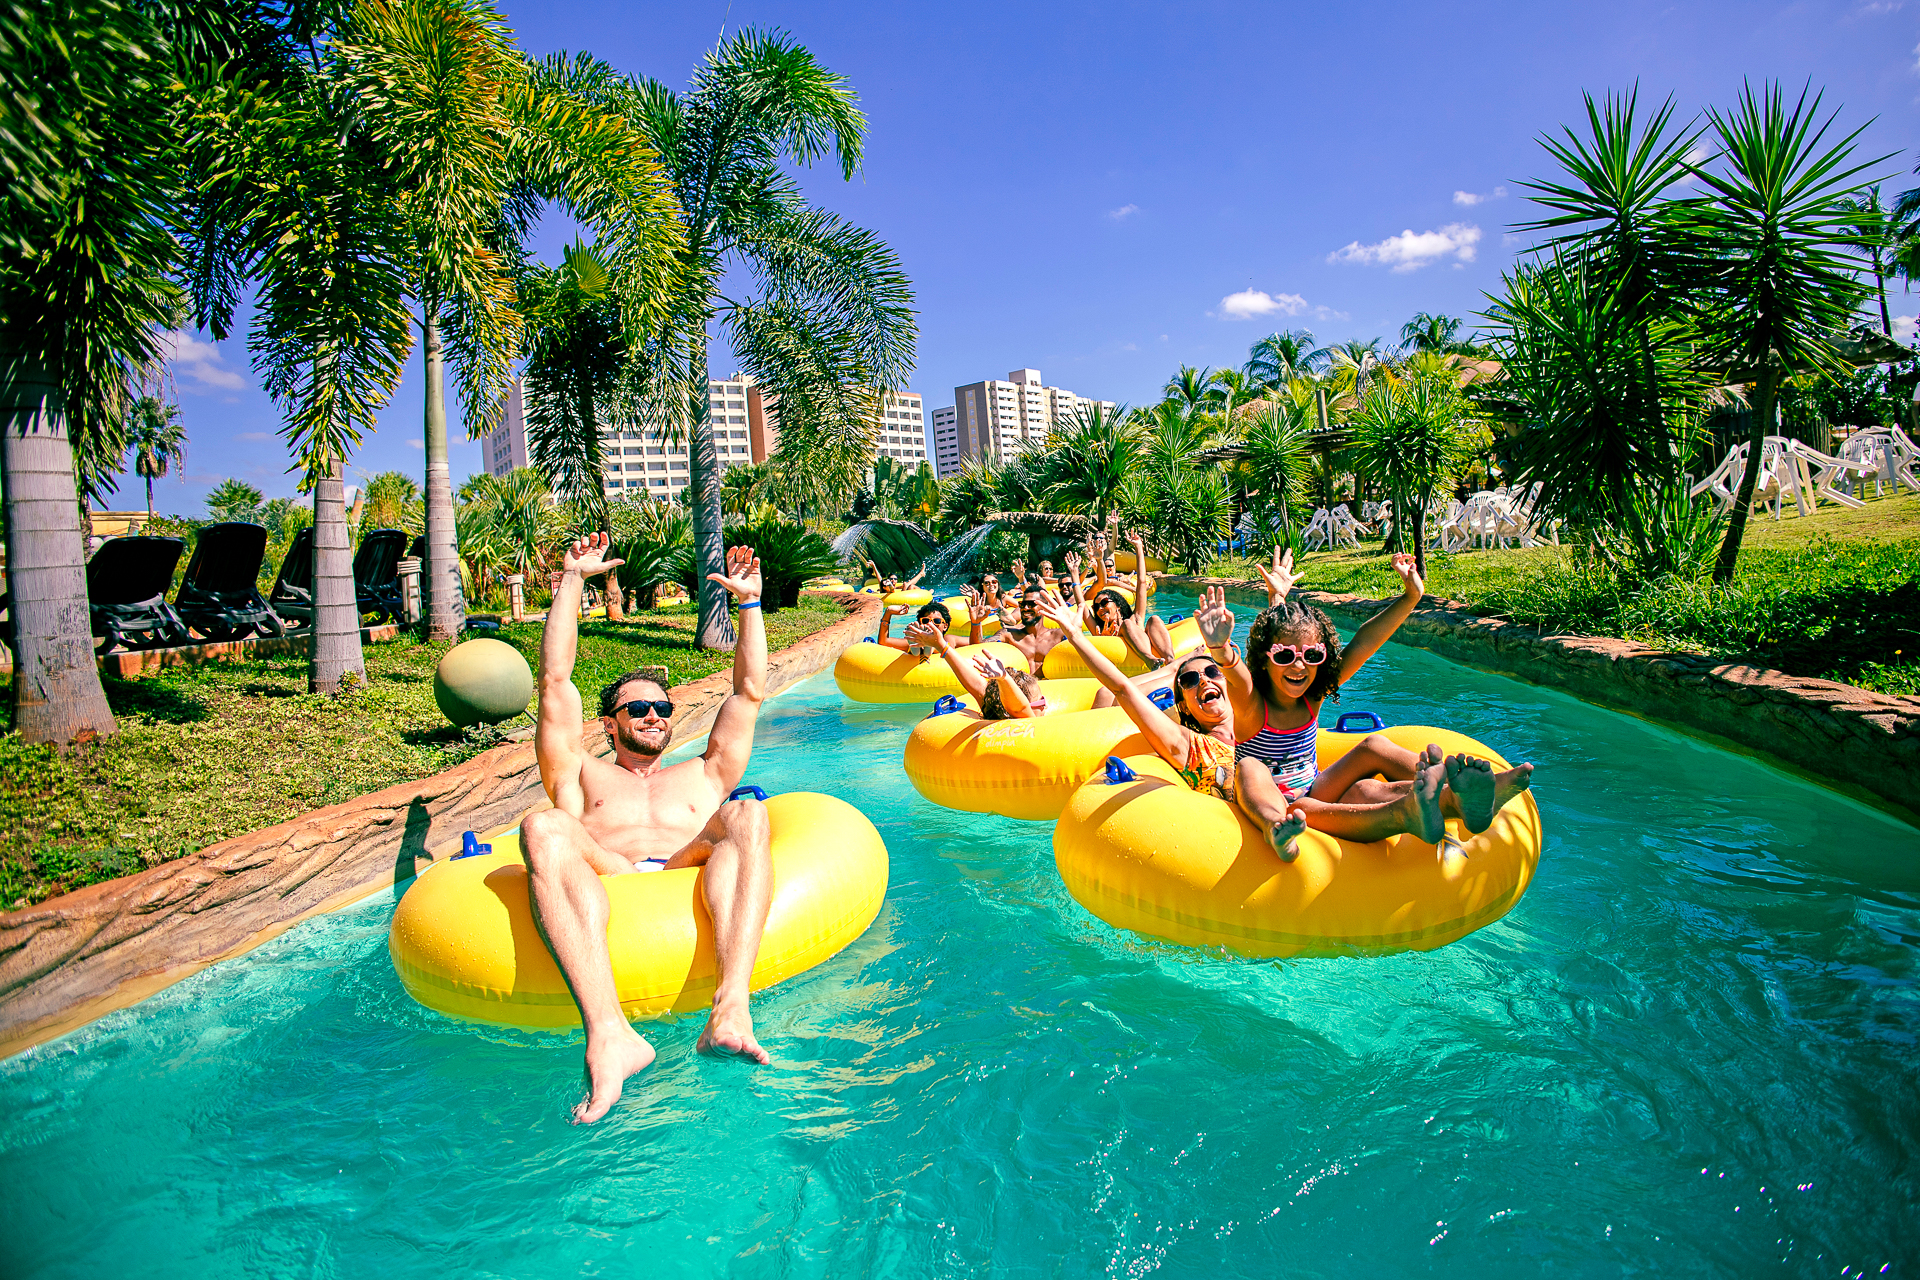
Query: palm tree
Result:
<box><xmin>1206</xmin><ymin>367</ymin><xmax>1256</xmax><ymax>432</ymax></box>
<box><xmin>207</xmin><ymin>478</ymin><xmax>266</xmax><ymax>523</ymax></box>
<box><xmin>126</xmin><ymin>396</ymin><xmax>187</xmax><ymax>519</ymax></box>
<box><xmin>1</xmin><ymin>0</ymin><xmax>194</xmax><ymax>742</ymax></box>
<box><xmin>1325</xmin><ymin>339</ymin><xmax>1386</xmax><ymax>411</ymax></box>
<box><xmin>1161</xmin><ymin>365</ymin><xmax>1215</xmax><ymax>415</ymax></box>
<box><xmin>1399</xmin><ymin>312</ymin><xmax>1475</xmax><ymax>354</ymax></box>
<box><xmin>720</xmin><ymin>462</ymin><xmax>770</xmax><ymax>517</ymax></box>
<box><xmin>1348</xmin><ymin>370</ymin><xmax>1479</xmax><ymax>574</ymax></box>
<box><xmin>1034</xmin><ymin>403</ymin><xmax>1141</xmax><ymax>527</ymax></box>
<box><xmin>1245</xmin><ymin>330</ymin><xmax>1325</xmax><ymax>392</ymax></box>
<box><xmin>334</xmin><ymin>15</ymin><xmax>681</xmax><ymax>642</ymax></box>
<box><xmin>1236</xmin><ymin>400</ymin><xmax>1314</xmax><ymax>547</ymax></box>
<box><xmin>1840</xmin><ymin>187</ymin><xmax>1894</xmax><ymax>337</ymax></box>
<box><xmin>626</xmin><ymin>29</ymin><xmax>917</xmax><ymax>649</ymax></box>
<box><xmin>1687</xmin><ymin>82</ymin><xmax>1886</xmax><ymax>583</ymax></box>
<box><xmin>360</xmin><ymin>470</ymin><xmax>421</xmax><ymax>533</ymax></box>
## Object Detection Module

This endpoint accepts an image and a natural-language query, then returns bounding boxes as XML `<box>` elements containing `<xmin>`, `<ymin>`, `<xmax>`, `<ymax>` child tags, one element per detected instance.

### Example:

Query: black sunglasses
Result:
<box><xmin>1175</xmin><ymin>663</ymin><xmax>1222</xmax><ymax>689</ymax></box>
<box><xmin>617</xmin><ymin>698</ymin><xmax>675</xmax><ymax>720</ymax></box>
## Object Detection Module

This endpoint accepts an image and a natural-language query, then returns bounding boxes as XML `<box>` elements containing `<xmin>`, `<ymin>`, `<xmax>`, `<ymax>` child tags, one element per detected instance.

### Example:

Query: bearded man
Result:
<box><xmin>522</xmin><ymin>532</ymin><xmax>772</xmax><ymax>1124</ymax></box>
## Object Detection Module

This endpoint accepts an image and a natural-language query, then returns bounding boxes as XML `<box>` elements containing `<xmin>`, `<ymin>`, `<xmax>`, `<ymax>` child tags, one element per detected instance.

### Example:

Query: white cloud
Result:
<box><xmin>158</xmin><ymin>330</ymin><xmax>248</xmax><ymax>391</ymax></box>
<box><xmin>238</xmin><ymin>431</ymin><xmax>272</xmax><ymax>442</ymax></box>
<box><xmin>1453</xmin><ymin>186</ymin><xmax>1506</xmax><ymax>207</ymax></box>
<box><xmin>1858</xmin><ymin>1</ymin><xmax>1903</xmax><ymax>12</ymax></box>
<box><xmin>1311</xmin><ymin>304</ymin><xmax>1350</xmax><ymax>322</ymax></box>
<box><xmin>1327</xmin><ymin>223</ymin><xmax>1481</xmax><ymax>272</ymax></box>
<box><xmin>1219</xmin><ymin>288</ymin><xmax>1309</xmax><ymax>320</ymax></box>
<box><xmin>1119</xmin><ymin>341</ymin><xmax>1139</xmax><ymax>352</ymax></box>
<box><xmin>406</xmin><ymin>438</ymin><xmax>425</xmax><ymax>449</ymax></box>
<box><xmin>1108</xmin><ymin>203</ymin><xmax>1139</xmax><ymax>220</ymax></box>
<box><xmin>1893</xmin><ymin>315</ymin><xmax>1918</xmax><ymax>342</ymax></box>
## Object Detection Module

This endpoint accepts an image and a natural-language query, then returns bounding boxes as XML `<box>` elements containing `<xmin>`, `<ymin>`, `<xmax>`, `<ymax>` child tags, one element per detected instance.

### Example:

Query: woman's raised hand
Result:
<box><xmin>906</xmin><ymin>620</ymin><xmax>944</xmax><ymax>648</ymax></box>
<box><xmin>1390</xmin><ymin>551</ymin><xmax>1425</xmax><ymax>599</ymax></box>
<box><xmin>1034</xmin><ymin>588</ymin><xmax>1082</xmax><ymax>633</ymax></box>
<box><xmin>1254</xmin><ymin>546</ymin><xmax>1299</xmax><ymax>604</ymax></box>
<box><xmin>1195</xmin><ymin>585</ymin><xmax>1236</xmax><ymax>648</ymax></box>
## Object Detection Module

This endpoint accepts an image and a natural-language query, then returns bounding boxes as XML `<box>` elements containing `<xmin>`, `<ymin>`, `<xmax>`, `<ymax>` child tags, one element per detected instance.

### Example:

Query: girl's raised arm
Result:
<box><xmin>917</xmin><ymin>621</ymin><xmax>990</xmax><ymax>703</ymax></box>
<box><xmin>1033</xmin><ymin>590</ymin><xmax>1187</xmax><ymax>765</ymax></box>
<box><xmin>1336</xmin><ymin>552</ymin><xmax>1424</xmax><ymax>684</ymax></box>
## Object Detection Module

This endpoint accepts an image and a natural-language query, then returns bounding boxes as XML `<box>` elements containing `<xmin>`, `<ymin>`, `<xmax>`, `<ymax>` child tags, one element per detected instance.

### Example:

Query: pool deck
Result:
<box><xmin>0</xmin><ymin>591</ymin><xmax>884</xmax><ymax>1059</ymax></box>
<box><xmin>1162</xmin><ymin>575</ymin><xmax>1920</xmax><ymax>826</ymax></box>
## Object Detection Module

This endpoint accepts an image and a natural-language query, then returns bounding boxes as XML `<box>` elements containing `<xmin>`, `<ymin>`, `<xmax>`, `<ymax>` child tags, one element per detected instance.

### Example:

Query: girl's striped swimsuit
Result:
<box><xmin>1237</xmin><ymin>703</ymin><xmax>1321</xmax><ymax>798</ymax></box>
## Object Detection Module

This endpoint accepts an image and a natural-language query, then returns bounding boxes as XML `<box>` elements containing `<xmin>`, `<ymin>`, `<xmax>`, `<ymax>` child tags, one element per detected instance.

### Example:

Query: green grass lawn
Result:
<box><xmin>0</xmin><ymin>597</ymin><xmax>846</xmax><ymax>908</ymax></box>
<box><xmin>1195</xmin><ymin>491</ymin><xmax>1920</xmax><ymax>697</ymax></box>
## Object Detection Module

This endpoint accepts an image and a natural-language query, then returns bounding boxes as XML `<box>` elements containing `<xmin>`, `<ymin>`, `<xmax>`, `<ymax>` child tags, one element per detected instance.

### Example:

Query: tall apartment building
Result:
<box><xmin>591</xmin><ymin>373</ymin><xmax>925</xmax><ymax>501</ymax></box>
<box><xmin>599</xmin><ymin>374</ymin><xmax>758</xmax><ymax>501</ymax></box>
<box><xmin>930</xmin><ymin>405</ymin><xmax>960</xmax><ymax>475</ymax></box>
<box><xmin>940</xmin><ymin>368</ymin><xmax>1114</xmax><ymax>476</ymax></box>
<box><xmin>874</xmin><ymin>389</ymin><xmax>928</xmax><ymax>466</ymax></box>
<box><xmin>478</xmin><ymin>379</ymin><xmax>529</xmax><ymax>477</ymax></box>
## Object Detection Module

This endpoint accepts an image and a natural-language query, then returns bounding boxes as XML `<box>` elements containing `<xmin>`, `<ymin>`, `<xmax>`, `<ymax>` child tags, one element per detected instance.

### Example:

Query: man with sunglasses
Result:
<box><xmin>521</xmin><ymin>532</ymin><xmax>774</xmax><ymax>1124</ymax></box>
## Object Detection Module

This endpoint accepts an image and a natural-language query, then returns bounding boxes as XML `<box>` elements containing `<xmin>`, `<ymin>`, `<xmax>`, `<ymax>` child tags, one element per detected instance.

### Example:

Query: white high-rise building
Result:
<box><xmin>600</xmin><ymin>374</ymin><xmax>757</xmax><ymax>502</ymax></box>
<box><xmin>945</xmin><ymin>368</ymin><xmax>1114</xmax><ymax>473</ymax></box>
<box><xmin>478</xmin><ymin>380</ymin><xmax>529</xmax><ymax>477</ymax></box>
<box><xmin>873</xmin><ymin>389</ymin><xmax>928</xmax><ymax>466</ymax></box>
<box><xmin>930</xmin><ymin>405</ymin><xmax>960</xmax><ymax>476</ymax></box>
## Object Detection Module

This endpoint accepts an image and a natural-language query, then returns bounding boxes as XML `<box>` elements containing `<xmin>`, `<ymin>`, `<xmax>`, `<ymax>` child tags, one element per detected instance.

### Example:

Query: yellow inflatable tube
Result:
<box><xmin>1053</xmin><ymin>725</ymin><xmax>1542</xmax><ymax>957</ymax></box>
<box><xmin>833</xmin><ymin>638</ymin><xmax>1030</xmax><ymax>703</ymax></box>
<box><xmin>389</xmin><ymin>792</ymin><xmax>887</xmax><ymax>1028</ymax></box>
<box><xmin>903</xmin><ymin>679</ymin><xmax>1151</xmax><ymax>821</ymax></box>
<box><xmin>884</xmin><ymin>588</ymin><xmax>933</xmax><ymax>607</ymax></box>
<box><xmin>1042</xmin><ymin>615</ymin><xmax>1204</xmax><ymax>679</ymax></box>
<box><xmin>1113</xmin><ymin>550</ymin><xmax>1165</xmax><ymax>574</ymax></box>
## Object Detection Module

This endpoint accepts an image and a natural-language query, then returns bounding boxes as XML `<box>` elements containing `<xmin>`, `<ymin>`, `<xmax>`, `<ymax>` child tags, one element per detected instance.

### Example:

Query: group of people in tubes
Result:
<box><xmin>866</xmin><ymin>526</ymin><xmax>1534</xmax><ymax>861</ymax></box>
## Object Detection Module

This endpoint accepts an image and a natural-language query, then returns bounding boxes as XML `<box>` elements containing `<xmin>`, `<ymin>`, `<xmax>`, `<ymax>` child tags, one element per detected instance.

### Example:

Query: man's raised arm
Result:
<box><xmin>537</xmin><ymin>533</ymin><xmax>623</xmax><ymax>808</ymax></box>
<box><xmin>703</xmin><ymin>546</ymin><xmax>766</xmax><ymax>791</ymax></box>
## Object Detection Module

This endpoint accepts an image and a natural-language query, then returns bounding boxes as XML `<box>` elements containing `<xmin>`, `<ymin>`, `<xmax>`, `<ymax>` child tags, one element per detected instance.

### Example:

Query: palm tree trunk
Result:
<box><xmin>1712</xmin><ymin>360</ymin><xmax>1780</xmax><ymax>585</ymax></box>
<box><xmin>420</xmin><ymin>309</ymin><xmax>463</xmax><ymax>640</ymax></box>
<box><xmin>1</xmin><ymin>363</ymin><xmax>116</xmax><ymax>744</ymax></box>
<box><xmin>1874</xmin><ymin>251</ymin><xmax>1891</xmax><ymax>337</ymax></box>
<box><xmin>145</xmin><ymin>475</ymin><xmax>154</xmax><ymax>520</ymax></box>
<box><xmin>310</xmin><ymin>458</ymin><xmax>365</xmax><ymax>693</ymax></box>
<box><xmin>689</xmin><ymin>336</ymin><xmax>734</xmax><ymax>650</ymax></box>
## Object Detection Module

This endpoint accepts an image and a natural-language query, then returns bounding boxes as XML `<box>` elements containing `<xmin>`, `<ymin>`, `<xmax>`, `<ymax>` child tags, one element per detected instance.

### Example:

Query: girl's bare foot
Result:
<box><xmin>1446</xmin><ymin>753</ymin><xmax>1497</xmax><ymax>834</ymax></box>
<box><xmin>1492</xmin><ymin>762</ymin><xmax>1534</xmax><ymax>815</ymax></box>
<box><xmin>573</xmin><ymin>1024</ymin><xmax>656</xmax><ymax>1124</ymax></box>
<box><xmin>1269</xmin><ymin>805</ymin><xmax>1309</xmax><ymax>862</ymax></box>
<box><xmin>1411</xmin><ymin>745</ymin><xmax>1447</xmax><ymax>844</ymax></box>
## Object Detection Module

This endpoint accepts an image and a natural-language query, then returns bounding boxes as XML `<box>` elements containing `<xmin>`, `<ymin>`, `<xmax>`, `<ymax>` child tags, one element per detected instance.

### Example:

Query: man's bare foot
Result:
<box><xmin>1447</xmin><ymin>753</ymin><xmax>1497</xmax><ymax>834</ymax></box>
<box><xmin>573</xmin><ymin>1024</ymin><xmax>655</xmax><ymax>1125</ymax></box>
<box><xmin>696</xmin><ymin>999</ymin><xmax>770</xmax><ymax>1065</ymax></box>
<box><xmin>1410</xmin><ymin>745</ymin><xmax>1447</xmax><ymax>844</ymax></box>
<box><xmin>1268</xmin><ymin>805</ymin><xmax>1309</xmax><ymax>862</ymax></box>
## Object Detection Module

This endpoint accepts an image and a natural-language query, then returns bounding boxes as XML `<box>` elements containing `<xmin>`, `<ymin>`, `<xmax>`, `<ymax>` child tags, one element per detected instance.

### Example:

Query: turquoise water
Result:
<box><xmin>3</xmin><ymin>593</ymin><xmax>1918</xmax><ymax>1278</ymax></box>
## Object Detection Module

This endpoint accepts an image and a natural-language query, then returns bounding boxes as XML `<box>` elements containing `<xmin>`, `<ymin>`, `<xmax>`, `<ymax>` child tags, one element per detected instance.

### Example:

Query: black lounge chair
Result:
<box><xmin>354</xmin><ymin>528</ymin><xmax>411</xmax><ymax>625</ymax></box>
<box><xmin>83</xmin><ymin>536</ymin><xmax>192</xmax><ymax>654</ymax></box>
<box><xmin>268</xmin><ymin>526</ymin><xmax>316</xmax><ymax>629</ymax></box>
<box><xmin>174</xmin><ymin>521</ymin><xmax>285</xmax><ymax>642</ymax></box>
<box><xmin>270</xmin><ymin>526</ymin><xmax>417</xmax><ymax>628</ymax></box>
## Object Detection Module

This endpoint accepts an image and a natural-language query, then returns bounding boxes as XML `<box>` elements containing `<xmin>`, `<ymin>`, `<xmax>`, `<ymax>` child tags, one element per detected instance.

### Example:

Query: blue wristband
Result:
<box><xmin>738</xmin><ymin>600</ymin><xmax>761</xmax><ymax>610</ymax></box>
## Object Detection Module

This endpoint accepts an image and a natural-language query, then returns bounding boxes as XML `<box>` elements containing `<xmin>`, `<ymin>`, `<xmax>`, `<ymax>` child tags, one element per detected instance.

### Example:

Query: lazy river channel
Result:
<box><xmin>3</xmin><ymin>591</ymin><xmax>1917</xmax><ymax>1278</ymax></box>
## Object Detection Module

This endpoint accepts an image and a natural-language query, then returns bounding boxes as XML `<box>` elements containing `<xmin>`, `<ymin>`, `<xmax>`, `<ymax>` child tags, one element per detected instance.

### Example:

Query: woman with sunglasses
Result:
<box><xmin>1213</xmin><ymin>556</ymin><xmax>1533</xmax><ymax>839</ymax></box>
<box><xmin>1031</xmin><ymin>588</ymin><xmax>1316</xmax><ymax>858</ymax></box>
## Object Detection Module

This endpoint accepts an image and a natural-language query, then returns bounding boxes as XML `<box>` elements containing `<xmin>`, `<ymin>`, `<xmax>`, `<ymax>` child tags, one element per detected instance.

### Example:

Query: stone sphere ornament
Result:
<box><xmin>434</xmin><ymin>638</ymin><xmax>534</xmax><ymax>727</ymax></box>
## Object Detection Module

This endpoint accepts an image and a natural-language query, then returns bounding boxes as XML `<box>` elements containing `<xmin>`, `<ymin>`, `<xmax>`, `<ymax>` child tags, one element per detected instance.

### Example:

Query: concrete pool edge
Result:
<box><xmin>1160</xmin><ymin>575</ymin><xmax>1920</xmax><ymax>825</ymax></box>
<box><xmin>0</xmin><ymin>591</ymin><xmax>884</xmax><ymax>1060</ymax></box>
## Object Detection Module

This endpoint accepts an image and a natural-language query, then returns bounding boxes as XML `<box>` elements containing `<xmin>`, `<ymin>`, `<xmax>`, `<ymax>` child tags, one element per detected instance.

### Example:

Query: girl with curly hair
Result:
<box><xmin>1210</xmin><ymin>554</ymin><xmax>1533</xmax><ymax>841</ymax></box>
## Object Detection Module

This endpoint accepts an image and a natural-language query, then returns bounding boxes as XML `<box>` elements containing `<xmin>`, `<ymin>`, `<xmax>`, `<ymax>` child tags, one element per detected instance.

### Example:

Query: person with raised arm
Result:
<box><xmin>522</xmin><ymin>533</ymin><xmax>775</xmax><ymax>1125</ymax></box>
<box><xmin>1030</xmin><ymin>587</ymin><xmax>1332</xmax><ymax>858</ymax></box>
<box><xmin>1210</xmin><ymin>554</ymin><xmax>1534</xmax><ymax>840</ymax></box>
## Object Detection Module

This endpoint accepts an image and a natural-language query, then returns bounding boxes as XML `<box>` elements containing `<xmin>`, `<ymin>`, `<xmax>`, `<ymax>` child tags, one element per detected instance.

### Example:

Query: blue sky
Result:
<box><xmin>143</xmin><ymin>0</ymin><xmax>1918</xmax><ymax>514</ymax></box>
